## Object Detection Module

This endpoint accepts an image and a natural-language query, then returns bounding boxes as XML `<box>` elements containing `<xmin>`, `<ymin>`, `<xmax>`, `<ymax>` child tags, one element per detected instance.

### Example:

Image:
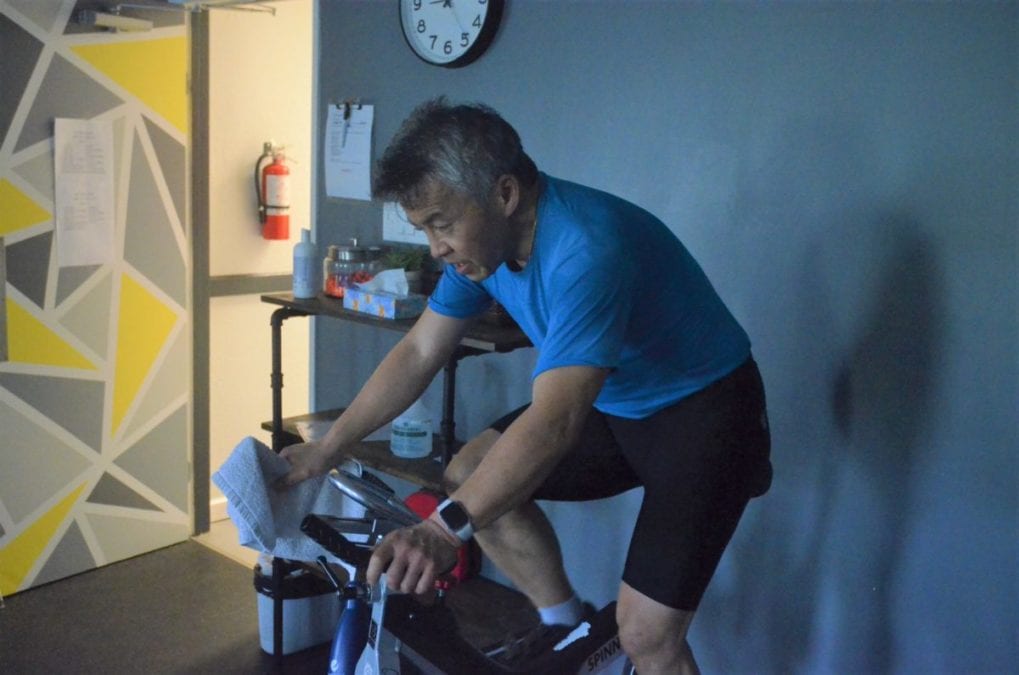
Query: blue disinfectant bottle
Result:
<box><xmin>293</xmin><ymin>228</ymin><xmax>318</xmax><ymax>298</ymax></box>
<box><xmin>329</xmin><ymin>583</ymin><xmax>370</xmax><ymax>674</ymax></box>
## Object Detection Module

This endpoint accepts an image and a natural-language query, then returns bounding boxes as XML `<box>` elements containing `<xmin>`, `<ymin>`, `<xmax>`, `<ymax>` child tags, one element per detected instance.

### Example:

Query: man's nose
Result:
<box><xmin>428</xmin><ymin>236</ymin><xmax>451</xmax><ymax>260</ymax></box>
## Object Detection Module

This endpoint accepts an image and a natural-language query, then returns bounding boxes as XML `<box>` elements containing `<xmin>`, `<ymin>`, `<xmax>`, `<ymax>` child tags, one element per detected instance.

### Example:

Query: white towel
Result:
<box><xmin>212</xmin><ymin>436</ymin><xmax>355</xmax><ymax>562</ymax></box>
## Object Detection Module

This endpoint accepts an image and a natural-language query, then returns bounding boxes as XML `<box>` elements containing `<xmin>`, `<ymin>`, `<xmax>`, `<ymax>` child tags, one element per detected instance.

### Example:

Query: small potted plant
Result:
<box><xmin>382</xmin><ymin>246</ymin><xmax>432</xmax><ymax>294</ymax></box>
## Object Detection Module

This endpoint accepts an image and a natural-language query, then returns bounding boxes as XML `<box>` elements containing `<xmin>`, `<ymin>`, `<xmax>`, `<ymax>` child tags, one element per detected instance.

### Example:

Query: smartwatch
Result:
<box><xmin>436</xmin><ymin>498</ymin><xmax>474</xmax><ymax>542</ymax></box>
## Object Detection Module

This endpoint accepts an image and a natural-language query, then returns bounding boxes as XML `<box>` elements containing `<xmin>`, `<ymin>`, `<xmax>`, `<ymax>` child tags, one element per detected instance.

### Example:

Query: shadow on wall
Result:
<box><xmin>703</xmin><ymin>214</ymin><xmax>945</xmax><ymax>673</ymax></box>
<box><xmin>820</xmin><ymin>217</ymin><xmax>944</xmax><ymax>672</ymax></box>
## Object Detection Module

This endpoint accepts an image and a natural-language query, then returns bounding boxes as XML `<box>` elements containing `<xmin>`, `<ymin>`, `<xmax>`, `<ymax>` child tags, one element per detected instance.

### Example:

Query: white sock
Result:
<box><xmin>538</xmin><ymin>594</ymin><xmax>585</xmax><ymax>626</ymax></box>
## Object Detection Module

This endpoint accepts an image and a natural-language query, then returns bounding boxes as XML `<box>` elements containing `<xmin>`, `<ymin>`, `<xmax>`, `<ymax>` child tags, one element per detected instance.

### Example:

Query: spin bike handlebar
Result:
<box><xmin>326</xmin><ymin>469</ymin><xmax>420</xmax><ymax>527</ymax></box>
<box><xmin>300</xmin><ymin>468</ymin><xmax>420</xmax><ymax>571</ymax></box>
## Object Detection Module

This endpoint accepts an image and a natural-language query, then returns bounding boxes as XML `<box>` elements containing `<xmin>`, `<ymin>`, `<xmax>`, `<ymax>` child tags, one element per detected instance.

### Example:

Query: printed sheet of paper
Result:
<box><xmin>54</xmin><ymin>118</ymin><xmax>115</xmax><ymax>267</ymax></box>
<box><xmin>325</xmin><ymin>103</ymin><xmax>374</xmax><ymax>201</ymax></box>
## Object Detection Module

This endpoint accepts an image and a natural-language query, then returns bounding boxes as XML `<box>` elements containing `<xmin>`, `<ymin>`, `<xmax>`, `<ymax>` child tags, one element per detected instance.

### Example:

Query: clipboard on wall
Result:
<box><xmin>325</xmin><ymin>99</ymin><xmax>373</xmax><ymax>201</ymax></box>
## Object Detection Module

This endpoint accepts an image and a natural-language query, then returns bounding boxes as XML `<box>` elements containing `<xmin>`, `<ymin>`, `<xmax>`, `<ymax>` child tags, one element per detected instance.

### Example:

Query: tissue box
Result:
<box><xmin>343</xmin><ymin>288</ymin><xmax>426</xmax><ymax>319</ymax></box>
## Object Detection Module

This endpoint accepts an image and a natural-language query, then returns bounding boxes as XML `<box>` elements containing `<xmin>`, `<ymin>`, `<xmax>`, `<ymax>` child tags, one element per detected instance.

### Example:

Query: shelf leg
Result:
<box><xmin>270</xmin><ymin>307</ymin><xmax>309</xmax><ymax>453</ymax></box>
<box><xmin>272</xmin><ymin>556</ymin><xmax>285</xmax><ymax>660</ymax></box>
<box><xmin>267</xmin><ymin>307</ymin><xmax>308</xmax><ymax>662</ymax></box>
<box><xmin>441</xmin><ymin>356</ymin><xmax>458</xmax><ymax>465</ymax></box>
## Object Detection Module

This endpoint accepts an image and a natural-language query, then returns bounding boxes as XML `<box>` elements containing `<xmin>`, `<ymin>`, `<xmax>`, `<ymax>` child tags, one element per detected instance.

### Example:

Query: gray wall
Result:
<box><xmin>1</xmin><ymin>2</ymin><xmax>192</xmax><ymax>591</ymax></box>
<box><xmin>0</xmin><ymin>238</ymin><xmax>6</xmax><ymax>362</ymax></box>
<box><xmin>313</xmin><ymin>2</ymin><xmax>1016</xmax><ymax>672</ymax></box>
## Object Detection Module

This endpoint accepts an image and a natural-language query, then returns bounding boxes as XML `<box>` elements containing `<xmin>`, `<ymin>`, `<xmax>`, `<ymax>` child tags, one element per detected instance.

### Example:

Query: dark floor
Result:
<box><xmin>0</xmin><ymin>541</ymin><xmax>534</xmax><ymax>674</ymax></box>
<box><xmin>0</xmin><ymin>541</ymin><xmax>328</xmax><ymax>674</ymax></box>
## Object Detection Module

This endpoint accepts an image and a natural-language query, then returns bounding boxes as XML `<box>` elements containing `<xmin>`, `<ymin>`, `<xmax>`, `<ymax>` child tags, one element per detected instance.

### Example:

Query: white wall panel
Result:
<box><xmin>208</xmin><ymin>0</ymin><xmax>313</xmax><ymax>277</ymax></box>
<box><xmin>206</xmin><ymin>0</ymin><xmax>313</xmax><ymax>518</ymax></box>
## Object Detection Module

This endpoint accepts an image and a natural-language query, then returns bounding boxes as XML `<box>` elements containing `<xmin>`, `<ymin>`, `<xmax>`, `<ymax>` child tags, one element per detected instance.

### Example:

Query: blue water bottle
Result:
<box><xmin>329</xmin><ymin>582</ymin><xmax>370</xmax><ymax>674</ymax></box>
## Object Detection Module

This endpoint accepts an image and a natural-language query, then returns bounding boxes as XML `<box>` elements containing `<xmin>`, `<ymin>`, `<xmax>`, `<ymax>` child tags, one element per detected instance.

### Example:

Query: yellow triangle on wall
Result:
<box><xmin>111</xmin><ymin>274</ymin><xmax>177</xmax><ymax>434</ymax></box>
<box><xmin>0</xmin><ymin>179</ymin><xmax>51</xmax><ymax>236</ymax></box>
<box><xmin>0</xmin><ymin>483</ymin><xmax>87</xmax><ymax>596</ymax></box>
<box><xmin>5</xmin><ymin>299</ymin><xmax>96</xmax><ymax>370</ymax></box>
<box><xmin>72</xmin><ymin>37</ymin><xmax>188</xmax><ymax>134</ymax></box>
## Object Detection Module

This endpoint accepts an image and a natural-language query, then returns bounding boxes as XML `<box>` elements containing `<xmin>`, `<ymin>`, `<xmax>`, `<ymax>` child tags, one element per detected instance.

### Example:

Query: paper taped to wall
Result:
<box><xmin>325</xmin><ymin>103</ymin><xmax>373</xmax><ymax>200</ymax></box>
<box><xmin>54</xmin><ymin>118</ymin><xmax>115</xmax><ymax>267</ymax></box>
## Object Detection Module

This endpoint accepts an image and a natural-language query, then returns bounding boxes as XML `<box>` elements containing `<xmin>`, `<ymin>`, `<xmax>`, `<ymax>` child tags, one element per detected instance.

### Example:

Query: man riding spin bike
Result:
<box><xmin>280</xmin><ymin>98</ymin><xmax>772</xmax><ymax>674</ymax></box>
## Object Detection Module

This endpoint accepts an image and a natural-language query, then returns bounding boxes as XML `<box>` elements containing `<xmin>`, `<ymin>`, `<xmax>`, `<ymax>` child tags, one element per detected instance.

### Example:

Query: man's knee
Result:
<box><xmin>616</xmin><ymin>584</ymin><xmax>695</xmax><ymax>668</ymax></box>
<box><xmin>617</xmin><ymin>614</ymin><xmax>676</xmax><ymax>665</ymax></box>
<box><xmin>443</xmin><ymin>428</ymin><xmax>501</xmax><ymax>493</ymax></box>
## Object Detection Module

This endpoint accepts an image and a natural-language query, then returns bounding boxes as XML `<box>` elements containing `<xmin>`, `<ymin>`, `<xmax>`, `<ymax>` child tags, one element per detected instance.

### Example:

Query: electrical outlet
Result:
<box><xmin>382</xmin><ymin>202</ymin><xmax>428</xmax><ymax>245</ymax></box>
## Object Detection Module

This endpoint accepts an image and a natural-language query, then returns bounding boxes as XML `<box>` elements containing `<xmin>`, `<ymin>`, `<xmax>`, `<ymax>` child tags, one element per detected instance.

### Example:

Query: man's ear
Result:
<box><xmin>495</xmin><ymin>174</ymin><xmax>520</xmax><ymax>217</ymax></box>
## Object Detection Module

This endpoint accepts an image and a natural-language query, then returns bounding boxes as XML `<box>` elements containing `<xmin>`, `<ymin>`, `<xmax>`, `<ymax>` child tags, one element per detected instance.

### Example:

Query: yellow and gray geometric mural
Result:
<box><xmin>0</xmin><ymin>0</ymin><xmax>191</xmax><ymax>596</ymax></box>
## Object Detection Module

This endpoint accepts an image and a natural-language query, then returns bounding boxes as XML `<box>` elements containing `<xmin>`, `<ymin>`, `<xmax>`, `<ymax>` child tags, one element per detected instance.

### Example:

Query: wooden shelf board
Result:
<box><xmin>262</xmin><ymin>409</ymin><xmax>450</xmax><ymax>491</ymax></box>
<box><xmin>261</xmin><ymin>292</ymin><xmax>531</xmax><ymax>353</ymax></box>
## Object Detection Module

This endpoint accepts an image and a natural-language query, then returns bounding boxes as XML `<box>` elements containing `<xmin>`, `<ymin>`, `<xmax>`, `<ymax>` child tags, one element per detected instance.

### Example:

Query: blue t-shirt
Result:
<box><xmin>429</xmin><ymin>174</ymin><xmax>750</xmax><ymax>419</ymax></box>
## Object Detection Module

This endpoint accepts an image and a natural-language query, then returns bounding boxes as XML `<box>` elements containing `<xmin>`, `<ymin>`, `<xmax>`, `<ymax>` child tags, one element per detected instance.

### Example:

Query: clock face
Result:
<box><xmin>400</xmin><ymin>0</ymin><xmax>503</xmax><ymax>68</ymax></box>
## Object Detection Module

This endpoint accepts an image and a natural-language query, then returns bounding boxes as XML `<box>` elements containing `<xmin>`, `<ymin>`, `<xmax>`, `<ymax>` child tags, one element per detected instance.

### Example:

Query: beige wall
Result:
<box><xmin>209</xmin><ymin>1</ymin><xmax>313</xmax><ymax>277</ymax></box>
<box><xmin>207</xmin><ymin>0</ymin><xmax>312</xmax><ymax>517</ymax></box>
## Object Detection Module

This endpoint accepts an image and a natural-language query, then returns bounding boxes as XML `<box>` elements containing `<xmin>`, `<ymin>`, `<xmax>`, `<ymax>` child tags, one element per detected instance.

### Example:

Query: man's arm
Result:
<box><xmin>366</xmin><ymin>364</ymin><xmax>608</xmax><ymax>592</ymax></box>
<box><xmin>279</xmin><ymin>307</ymin><xmax>472</xmax><ymax>486</ymax></box>
<box><xmin>447</xmin><ymin>365</ymin><xmax>609</xmax><ymax>529</ymax></box>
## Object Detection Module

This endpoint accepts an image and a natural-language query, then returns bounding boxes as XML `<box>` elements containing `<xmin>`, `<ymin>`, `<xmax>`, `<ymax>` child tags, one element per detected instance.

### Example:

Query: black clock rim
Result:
<box><xmin>399</xmin><ymin>0</ymin><xmax>504</xmax><ymax>69</ymax></box>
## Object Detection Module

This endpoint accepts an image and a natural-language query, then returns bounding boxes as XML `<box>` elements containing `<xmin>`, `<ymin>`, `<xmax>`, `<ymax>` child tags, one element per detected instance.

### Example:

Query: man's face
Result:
<box><xmin>403</xmin><ymin>181</ymin><xmax>511</xmax><ymax>282</ymax></box>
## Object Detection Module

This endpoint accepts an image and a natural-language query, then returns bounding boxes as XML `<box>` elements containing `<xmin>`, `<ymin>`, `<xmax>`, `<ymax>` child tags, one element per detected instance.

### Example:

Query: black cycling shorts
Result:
<box><xmin>487</xmin><ymin>357</ymin><xmax>772</xmax><ymax>611</ymax></box>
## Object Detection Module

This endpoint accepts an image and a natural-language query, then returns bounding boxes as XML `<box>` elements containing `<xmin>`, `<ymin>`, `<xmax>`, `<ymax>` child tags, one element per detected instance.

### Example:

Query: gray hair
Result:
<box><xmin>373</xmin><ymin>97</ymin><xmax>538</xmax><ymax>208</ymax></box>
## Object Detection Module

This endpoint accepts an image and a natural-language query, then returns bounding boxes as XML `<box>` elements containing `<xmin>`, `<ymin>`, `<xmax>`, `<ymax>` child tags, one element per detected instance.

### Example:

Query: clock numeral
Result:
<box><xmin>402</xmin><ymin>0</ymin><xmax>498</xmax><ymax>65</ymax></box>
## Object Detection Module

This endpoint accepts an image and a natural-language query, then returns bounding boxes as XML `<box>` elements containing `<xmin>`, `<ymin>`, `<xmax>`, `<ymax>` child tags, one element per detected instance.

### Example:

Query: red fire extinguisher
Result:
<box><xmin>255</xmin><ymin>142</ymin><xmax>290</xmax><ymax>240</ymax></box>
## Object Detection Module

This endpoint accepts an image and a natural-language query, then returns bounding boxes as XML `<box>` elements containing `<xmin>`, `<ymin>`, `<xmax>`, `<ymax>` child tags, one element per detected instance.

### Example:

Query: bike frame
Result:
<box><xmin>303</xmin><ymin>470</ymin><xmax>633</xmax><ymax>675</ymax></box>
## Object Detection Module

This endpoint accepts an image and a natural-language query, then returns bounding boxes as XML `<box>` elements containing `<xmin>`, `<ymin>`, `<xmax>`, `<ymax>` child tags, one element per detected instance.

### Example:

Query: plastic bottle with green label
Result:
<box><xmin>390</xmin><ymin>399</ymin><xmax>432</xmax><ymax>458</ymax></box>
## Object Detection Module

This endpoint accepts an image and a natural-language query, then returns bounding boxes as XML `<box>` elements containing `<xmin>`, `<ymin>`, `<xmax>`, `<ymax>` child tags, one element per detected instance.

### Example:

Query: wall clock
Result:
<box><xmin>400</xmin><ymin>0</ymin><xmax>504</xmax><ymax>68</ymax></box>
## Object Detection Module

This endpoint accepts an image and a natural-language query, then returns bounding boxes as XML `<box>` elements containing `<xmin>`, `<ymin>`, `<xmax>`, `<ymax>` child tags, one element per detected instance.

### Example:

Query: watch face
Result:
<box><xmin>439</xmin><ymin>500</ymin><xmax>471</xmax><ymax>530</ymax></box>
<box><xmin>400</xmin><ymin>0</ymin><xmax>503</xmax><ymax>68</ymax></box>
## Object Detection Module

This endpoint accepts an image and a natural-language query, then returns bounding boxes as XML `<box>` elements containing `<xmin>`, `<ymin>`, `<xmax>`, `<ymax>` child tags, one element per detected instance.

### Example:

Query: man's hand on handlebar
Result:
<box><xmin>367</xmin><ymin>520</ymin><xmax>460</xmax><ymax>595</ymax></box>
<box><xmin>277</xmin><ymin>440</ymin><xmax>338</xmax><ymax>488</ymax></box>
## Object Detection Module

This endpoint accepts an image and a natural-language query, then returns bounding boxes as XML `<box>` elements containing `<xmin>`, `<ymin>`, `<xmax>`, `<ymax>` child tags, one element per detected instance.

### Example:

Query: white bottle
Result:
<box><xmin>292</xmin><ymin>228</ymin><xmax>317</xmax><ymax>298</ymax></box>
<box><xmin>390</xmin><ymin>399</ymin><xmax>433</xmax><ymax>458</ymax></box>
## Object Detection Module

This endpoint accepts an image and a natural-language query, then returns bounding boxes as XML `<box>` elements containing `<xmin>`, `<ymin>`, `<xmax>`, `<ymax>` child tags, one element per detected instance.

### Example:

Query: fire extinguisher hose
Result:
<box><xmin>254</xmin><ymin>149</ymin><xmax>272</xmax><ymax>224</ymax></box>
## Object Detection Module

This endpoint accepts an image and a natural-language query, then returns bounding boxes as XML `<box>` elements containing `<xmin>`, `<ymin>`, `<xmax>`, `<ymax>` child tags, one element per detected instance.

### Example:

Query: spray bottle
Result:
<box><xmin>293</xmin><ymin>228</ymin><xmax>318</xmax><ymax>298</ymax></box>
